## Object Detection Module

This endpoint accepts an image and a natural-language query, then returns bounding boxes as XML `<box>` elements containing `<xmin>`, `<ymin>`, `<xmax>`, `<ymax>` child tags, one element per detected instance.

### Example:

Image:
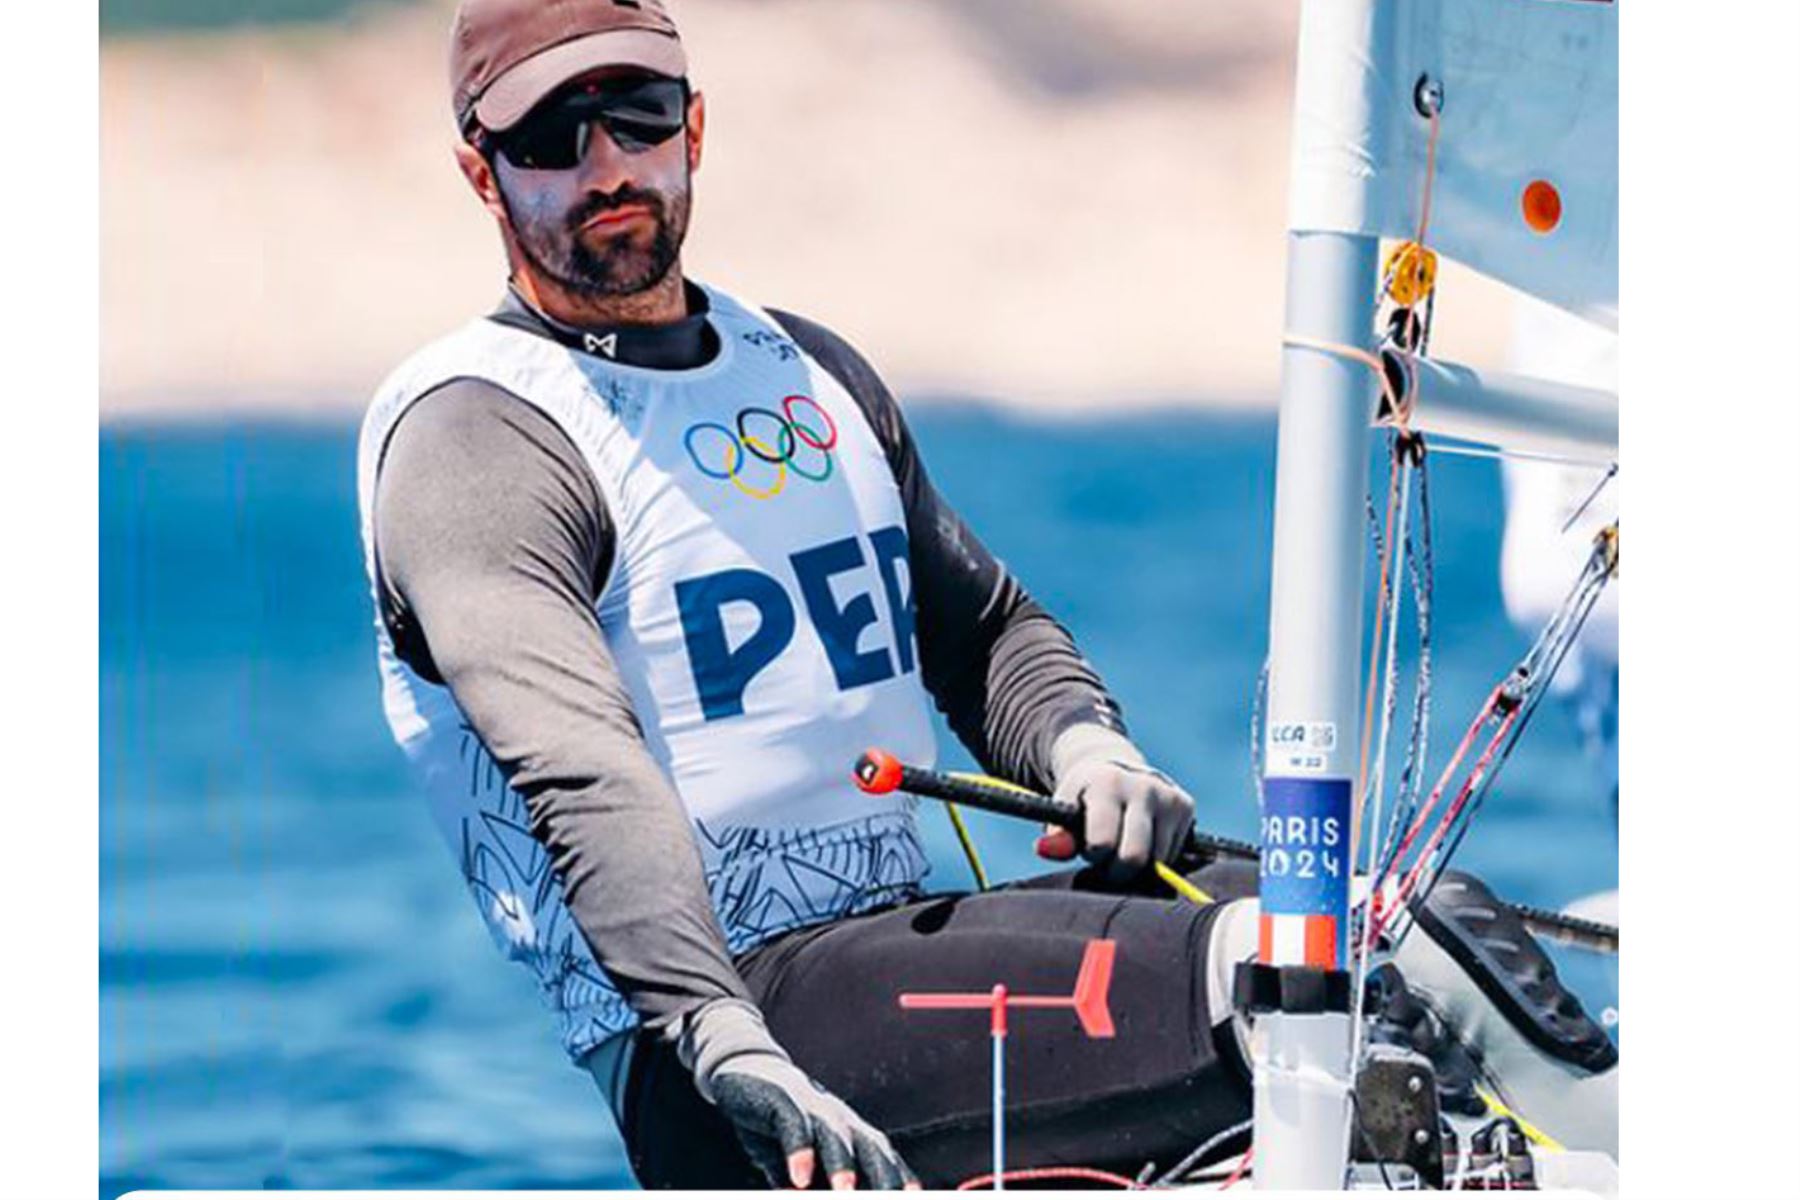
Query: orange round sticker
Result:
<box><xmin>1522</xmin><ymin>179</ymin><xmax>1562</xmax><ymax>234</ymax></box>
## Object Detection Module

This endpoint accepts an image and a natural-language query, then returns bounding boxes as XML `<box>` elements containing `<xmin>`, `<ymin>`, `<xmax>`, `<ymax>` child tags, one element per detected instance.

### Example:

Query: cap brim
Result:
<box><xmin>474</xmin><ymin>29</ymin><xmax>688</xmax><ymax>131</ymax></box>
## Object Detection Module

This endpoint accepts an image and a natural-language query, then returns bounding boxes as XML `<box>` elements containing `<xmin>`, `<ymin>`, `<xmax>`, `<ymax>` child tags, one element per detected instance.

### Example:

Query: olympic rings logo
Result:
<box><xmin>683</xmin><ymin>395</ymin><xmax>839</xmax><ymax>500</ymax></box>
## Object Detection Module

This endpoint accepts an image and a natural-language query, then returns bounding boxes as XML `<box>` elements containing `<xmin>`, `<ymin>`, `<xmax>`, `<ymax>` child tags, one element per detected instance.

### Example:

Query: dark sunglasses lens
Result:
<box><xmin>604</xmin><ymin>78</ymin><xmax>688</xmax><ymax>123</ymax></box>
<box><xmin>496</xmin><ymin>78</ymin><xmax>686</xmax><ymax>169</ymax></box>
<box><xmin>600</xmin><ymin>115</ymin><xmax>683</xmax><ymax>153</ymax></box>
<box><xmin>497</xmin><ymin>108</ymin><xmax>586</xmax><ymax>170</ymax></box>
<box><xmin>597</xmin><ymin>79</ymin><xmax>687</xmax><ymax>152</ymax></box>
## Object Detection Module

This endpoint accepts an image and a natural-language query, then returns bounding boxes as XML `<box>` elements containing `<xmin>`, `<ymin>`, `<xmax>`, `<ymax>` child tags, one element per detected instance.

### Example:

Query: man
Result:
<box><xmin>358</xmin><ymin>0</ymin><xmax>1618</xmax><ymax>1188</ymax></box>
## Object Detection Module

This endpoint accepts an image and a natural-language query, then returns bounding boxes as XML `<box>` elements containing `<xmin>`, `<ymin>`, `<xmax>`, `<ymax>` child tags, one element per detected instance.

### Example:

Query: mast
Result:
<box><xmin>1250</xmin><ymin>229</ymin><xmax>1374</xmax><ymax>1191</ymax></box>
<box><xmin>1248</xmin><ymin>0</ymin><xmax>1387</xmax><ymax>1188</ymax></box>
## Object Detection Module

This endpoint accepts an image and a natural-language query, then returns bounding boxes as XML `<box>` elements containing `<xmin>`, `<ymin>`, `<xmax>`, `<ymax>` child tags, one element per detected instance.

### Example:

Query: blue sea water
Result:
<box><xmin>99</xmin><ymin>408</ymin><xmax>1618</xmax><ymax>1195</ymax></box>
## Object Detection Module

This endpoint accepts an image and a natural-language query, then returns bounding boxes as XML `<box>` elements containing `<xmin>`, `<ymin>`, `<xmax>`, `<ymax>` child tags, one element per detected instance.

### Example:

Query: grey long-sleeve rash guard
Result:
<box><xmin>372</xmin><ymin>288</ymin><xmax>1126</xmax><ymax>1039</ymax></box>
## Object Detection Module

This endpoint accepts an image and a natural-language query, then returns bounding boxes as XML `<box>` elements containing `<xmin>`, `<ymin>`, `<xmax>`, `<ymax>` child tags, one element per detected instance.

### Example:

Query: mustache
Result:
<box><xmin>567</xmin><ymin>185</ymin><xmax>667</xmax><ymax>232</ymax></box>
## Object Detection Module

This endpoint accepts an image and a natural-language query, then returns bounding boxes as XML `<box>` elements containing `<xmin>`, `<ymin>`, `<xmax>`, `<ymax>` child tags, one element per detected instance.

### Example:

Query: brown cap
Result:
<box><xmin>450</xmin><ymin>0</ymin><xmax>687</xmax><ymax>133</ymax></box>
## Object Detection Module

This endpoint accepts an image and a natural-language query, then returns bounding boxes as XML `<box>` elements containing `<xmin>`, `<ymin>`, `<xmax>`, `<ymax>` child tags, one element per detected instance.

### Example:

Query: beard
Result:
<box><xmin>502</xmin><ymin>175</ymin><xmax>690</xmax><ymax>299</ymax></box>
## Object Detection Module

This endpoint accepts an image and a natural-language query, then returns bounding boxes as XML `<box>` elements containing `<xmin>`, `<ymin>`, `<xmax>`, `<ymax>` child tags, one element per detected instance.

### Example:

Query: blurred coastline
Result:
<box><xmin>101</xmin><ymin>0</ymin><xmax>1516</xmax><ymax>421</ymax></box>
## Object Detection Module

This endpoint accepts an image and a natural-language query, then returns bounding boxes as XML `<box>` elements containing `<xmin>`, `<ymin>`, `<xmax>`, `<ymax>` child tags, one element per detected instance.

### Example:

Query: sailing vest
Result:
<box><xmin>356</xmin><ymin>285</ymin><xmax>938</xmax><ymax>1061</ymax></box>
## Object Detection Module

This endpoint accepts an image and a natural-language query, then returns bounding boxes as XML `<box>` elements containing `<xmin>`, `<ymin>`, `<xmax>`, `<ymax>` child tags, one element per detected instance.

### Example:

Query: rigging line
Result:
<box><xmin>1562</xmin><ymin>462</ymin><xmax>1620</xmax><ymax>534</ymax></box>
<box><xmin>1416</xmin><ymin>106</ymin><xmax>1443</xmax><ymax>248</ymax></box>
<box><xmin>1387</xmin><ymin>460</ymin><xmax>1435</xmax><ymax>860</ymax></box>
<box><xmin>1351</xmin><ymin>440</ymin><xmax>1417</xmax><ymax>1078</ymax></box>
<box><xmin>1370</xmin><ymin>456</ymin><xmax>1437</xmax><ymax>888</ymax></box>
<box><xmin>1392</xmin><ymin>533</ymin><xmax>1616</xmax><ymax>934</ymax></box>
<box><xmin>1373</xmin><ymin>697</ymin><xmax>1515</xmax><ymax>944</ymax></box>
<box><xmin>1408</xmin><ymin>684</ymin><xmax>1579</xmax><ymax>944</ymax></box>
<box><xmin>1418</xmin><ymin>551</ymin><xmax>1611</xmax><ymax>906</ymax></box>
<box><xmin>1370</xmin><ymin>703</ymin><xmax>1521</xmax><ymax>948</ymax></box>
<box><xmin>944</xmin><ymin>802</ymin><xmax>990</xmax><ymax>892</ymax></box>
<box><xmin>1282</xmin><ymin>334</ymin><xmax>1410</xmax><ymax>426</ymax></box>
<box><xmin>1354</xmin><ymin>438</ymin><xmax>1406</xmax><ymax>860</ymax></box>
<box><xmin>1376</xmin><ymin>106</ymin><xmax>1443</xmax><ymax>306</ymax></box>
<box><xmin>1510</xmin><ymin>526</ymin><xmax>1613</xmax><ymax>684</ymax></box>
<box><xmin>1370</xmin><ymin>686</ymin><xmax>1498</xmax><ymax>905</ymax></box>
<box><xmin>1152</xmin><ymin>1117</ymin><xmax>1255</xmax><ymax>1187</ymax></box>
<box><xmin>1519</xmin><ymin>530</ymin><xmax>1610</xmax><ymax>665</ymax></box>
<box><xmin>1371</xmin><ymin>456</ymin><xmax>1416</xmax><ymax>810</ymax></box>
<box><xmin>1355</xmin><ymin>92</ymin><xmax>1437</xmax><ymax>869</ymax></box>
<box><xmin>1374</xmin><ymin>103</ymin><xmax>1442</xmax><ymax>349</ymax></box>
<box><xmin>1423</xmin><ymin>439</ymin><xmax>1617</xmax><ymax>471</ymax></box>
<box><xmin>955</xmin><ymin>1166</ymin><xmax>1140</xmax><ymax>1191</ymax></box>
<box><xmin>1220</xmin><ymin>1147</ymin><xmax>1254</xmax><ymax>1190</ymax></box>
<box><xmin>1391</xmin><ymin>705</ymin><xmax>1520</xmax><ymax>912</ymax></box>
<box><xmin>1368</xmin><ymin>449</ymin><xmax>1419</xmax><ymax>820</ymax></box>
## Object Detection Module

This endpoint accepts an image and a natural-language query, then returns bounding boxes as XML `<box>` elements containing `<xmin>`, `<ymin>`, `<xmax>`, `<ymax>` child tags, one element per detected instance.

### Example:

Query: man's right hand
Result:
<box><xmin>679</xmin><ymin>998</ymin><xmax>920</xmax><ymax>1190</ymax></box>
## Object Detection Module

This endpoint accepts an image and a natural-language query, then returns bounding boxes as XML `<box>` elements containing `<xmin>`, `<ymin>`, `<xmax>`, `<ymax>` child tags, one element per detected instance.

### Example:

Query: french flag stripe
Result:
<box><xmin>1262</xmin><ymin>913</ymin><xmax>1308</xmax><ymax>965</ymax></box>
<box><xmin>1303</xmin><ymin>915</ymin><xmax>1339</xmax><ymax>968</ymax></box>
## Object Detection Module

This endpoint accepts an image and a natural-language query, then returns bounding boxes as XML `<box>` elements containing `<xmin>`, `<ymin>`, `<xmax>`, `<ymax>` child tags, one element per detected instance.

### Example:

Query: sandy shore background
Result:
<box><xmin>101</xmin><ymin>0</ymin><xmax>1515</xmax><ymax>420</ymax></box>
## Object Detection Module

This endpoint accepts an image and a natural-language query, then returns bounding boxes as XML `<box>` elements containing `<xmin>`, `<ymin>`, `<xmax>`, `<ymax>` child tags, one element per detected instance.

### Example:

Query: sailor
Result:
<box><xmin>358</xmin><ymin>0</ymin><xmax>1618</xmax><ymax>1186</ymax></box>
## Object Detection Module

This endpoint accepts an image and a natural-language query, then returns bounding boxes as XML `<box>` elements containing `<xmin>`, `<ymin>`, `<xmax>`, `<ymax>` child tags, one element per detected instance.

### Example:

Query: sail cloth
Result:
<box><xmin>1288</xmin><ymin>0</ymin><xmax>1618</xmax><ymax>328</ymax></box>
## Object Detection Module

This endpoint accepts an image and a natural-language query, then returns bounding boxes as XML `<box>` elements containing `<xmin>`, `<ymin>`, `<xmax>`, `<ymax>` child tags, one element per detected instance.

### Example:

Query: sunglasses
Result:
<box><xmin>486</xmin><ymin>76</ymin><xmax>690</xmax><ymax>171</ymax></box>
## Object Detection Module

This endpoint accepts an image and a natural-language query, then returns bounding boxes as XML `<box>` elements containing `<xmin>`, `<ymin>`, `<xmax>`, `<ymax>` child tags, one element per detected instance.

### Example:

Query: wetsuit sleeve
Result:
<box><xmin>769</xmin><ymin>311</ymin><xmax>1127</xmax><ymax>794</ymax></box>
<box><xmin>373</xmin><ymin>378</ymin><xmax>751</xmax><ymax>1035</ymax></box>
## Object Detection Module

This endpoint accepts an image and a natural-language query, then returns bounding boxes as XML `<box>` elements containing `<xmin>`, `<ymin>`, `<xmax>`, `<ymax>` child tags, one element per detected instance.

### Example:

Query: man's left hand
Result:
<box><xmin>1039</xmin><ymin>726</ymin><xmax>1195</xmax><ymax>880</ymax></box>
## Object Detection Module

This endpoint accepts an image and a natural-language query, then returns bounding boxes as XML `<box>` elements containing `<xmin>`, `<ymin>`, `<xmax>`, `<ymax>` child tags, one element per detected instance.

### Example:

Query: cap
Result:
<box><xmin>450</xmin><ymin>0</ymin><xmax>688</xmax><ymax>133</ymax></box>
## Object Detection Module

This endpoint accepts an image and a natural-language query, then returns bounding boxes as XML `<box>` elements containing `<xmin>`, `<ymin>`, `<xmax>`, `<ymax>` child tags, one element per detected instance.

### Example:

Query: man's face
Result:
<box><xmin>487</xmin><ymin>70</ymin><xmax>697</xmax><ymax>300</ymax></box>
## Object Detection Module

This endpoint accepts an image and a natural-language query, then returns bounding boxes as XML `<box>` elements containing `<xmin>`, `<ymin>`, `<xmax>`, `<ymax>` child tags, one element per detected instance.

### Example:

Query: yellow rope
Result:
<box><xmin>1155</xmin><ymin>862</ymin><xmax>1214</xmax><ymax>906</ymax></box>
<box><xmin>939</xmin><ymin>769</ymin><xmax>1213</xmax><ymax>906</ymax></box>
<box><xmin>946</xmin><ymin>770</ymin><xmax>1040</xmax><ymax>796</ymax></box>
<box><xmin>1475</xmin><ymin>1085</ymin><xmax>1566</xmax><ymax>1152</ymax></box>
<box><xmin>944</xmin><ymin>802</ymin><xmax>991</xmax><ymax>892</ymax></box>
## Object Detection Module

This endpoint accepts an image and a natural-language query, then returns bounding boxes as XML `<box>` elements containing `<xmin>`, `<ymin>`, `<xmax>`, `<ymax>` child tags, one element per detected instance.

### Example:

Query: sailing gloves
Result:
<box><xmin>678</xmin><ymin>997</ymin><xmax>921</xmax><ymax>1190</ymax></box>
<box><xmin>1038</xmin><ymin>724</ymin><xmax>1197</xmax><ymax>881</ymax></box>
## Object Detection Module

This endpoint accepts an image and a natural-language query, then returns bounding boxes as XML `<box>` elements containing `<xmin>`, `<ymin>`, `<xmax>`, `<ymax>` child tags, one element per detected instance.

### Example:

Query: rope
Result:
<box><xmin>945</xmin><ymin>801</ymin><xmax>991</xmax><ymax>891</ymax></box>
<box><xmin>1424</xmin><ymin>438</ymin><xmax>1618</xmax><ymax>471</ymax></box>
<box><xmin>1220</xmin><ymin>1148</ymin><xmax>1254</xmax><ymax>1190</ymax></box>
<box><xmin>1419</xmin><ymin>525</ymin><xmax>1615</xmax><ymax>898</ymax></box>
<box><xmin>1416</xmin><ymin>107</ymin><xmax>1442</xmax><ymax>246</ymax></box>
<box><xmin>1377</xmin><ymin>461</ymin><xmax>1435</xmax><ymax>877</ymax></box>
<box><xmin>1150</xmin><ymin>1118</ymin><xmax>1254</xmax><ymax>1187</ymax></box>
<box><xmin>1155</xmin><ymin>862</ymin><xmax>1214</xmax><ymax>906</ymax></box>
<box><xmin>1366</xmin><ymin>687</ymin><xmax>1506</xmax><ymax>945</ymax></box>
<box><xmin>1561</xmin><ymin>463</ymin><xmax>1619</xmax><ymax>534</ymax></box>
<box><xmin>955</xmin><ymin>1165</ymin><xmax>1143</xmax><ymax>1190</ymax></box>
<box><xmin>1354</xmin><ymin>438</ymin><xmax>1407</xmax><ymax>850</ymax></box>
<box><xmin>1349</xmin><ymin>433</ymin><xmax>1425</xmax><ymax>1075</ymax></box>
<box><xmin>1280</xmin><ymin>334</ymin><xmax>1409</xmax><ymax>427</ymax></box>
<box><xmin>1367</xmin><ymin>525</ymin><xmax>1618</xmax><ymax>943</ymax></box>
<box><xmin>1387</xmin><ymin>702</ymin><xmax>1520</xmax><ymax>923</ymax></box>
<box><xmin>1476</xmin><ymin>1086</ymin><xmax>1566</xmax><ymax>1152</ymax></box>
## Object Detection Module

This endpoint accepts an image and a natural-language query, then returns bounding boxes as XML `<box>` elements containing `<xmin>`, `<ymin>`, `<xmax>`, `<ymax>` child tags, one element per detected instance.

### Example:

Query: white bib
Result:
<box><xmin>357</xmin><ymin>286</ymin><xmax>938</xmax><ymax>1060</ymax></box>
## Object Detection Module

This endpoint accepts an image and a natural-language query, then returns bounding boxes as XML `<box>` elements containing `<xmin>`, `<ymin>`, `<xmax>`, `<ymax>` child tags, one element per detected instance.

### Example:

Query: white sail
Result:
<box><xmin>1288</xmin><ymin>0</ymin><xmax>1618</xmax><ymax>328</ymax></box>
